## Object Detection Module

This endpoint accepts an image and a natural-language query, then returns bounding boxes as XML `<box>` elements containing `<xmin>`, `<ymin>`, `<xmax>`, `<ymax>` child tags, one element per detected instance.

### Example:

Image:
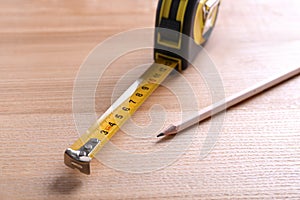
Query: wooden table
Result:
<box><xmin>1</xmin><ymin>0</ymin><xmax>299</xmax><ymax>199</ymax></box>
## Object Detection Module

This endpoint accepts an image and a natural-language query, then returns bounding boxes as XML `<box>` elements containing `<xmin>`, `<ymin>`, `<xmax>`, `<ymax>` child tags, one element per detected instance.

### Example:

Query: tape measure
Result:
<box><xmin>65</xmin><ymin>0</ymin><xmax>221</xmax><ymax>175</ymax></box>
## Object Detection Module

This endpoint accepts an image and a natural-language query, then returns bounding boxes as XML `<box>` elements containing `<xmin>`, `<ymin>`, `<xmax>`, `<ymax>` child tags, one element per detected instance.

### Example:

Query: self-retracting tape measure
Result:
<box><xmin>65</xmin><ymin>0</ymin><xmax>221</xmax><ymax>174</ymax></box>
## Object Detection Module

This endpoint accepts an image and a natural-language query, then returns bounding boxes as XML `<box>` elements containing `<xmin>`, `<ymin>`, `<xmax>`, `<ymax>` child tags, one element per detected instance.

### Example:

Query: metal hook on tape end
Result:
<box><xmin>64</xmin><ymin>138</ymin><xmax>100</xmax><ymax>175</ymax></box>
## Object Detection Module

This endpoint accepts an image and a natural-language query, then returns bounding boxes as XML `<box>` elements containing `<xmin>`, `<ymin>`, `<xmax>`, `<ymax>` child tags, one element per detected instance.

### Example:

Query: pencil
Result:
<box><xmin>157</xmin><ymin>66</ymin><xmax>300</xmax><ymax>137</ymax></box>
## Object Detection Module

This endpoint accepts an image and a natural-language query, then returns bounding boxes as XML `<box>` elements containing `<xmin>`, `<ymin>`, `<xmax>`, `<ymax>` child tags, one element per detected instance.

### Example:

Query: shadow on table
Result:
<box><xmin>49</xmin><ymin>171</ymin><xmax>83</xmax><ymax>195</ymax></box>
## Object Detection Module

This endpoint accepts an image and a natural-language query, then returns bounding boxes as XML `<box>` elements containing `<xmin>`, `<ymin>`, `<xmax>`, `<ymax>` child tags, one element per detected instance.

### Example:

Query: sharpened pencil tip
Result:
<box><xmin>157</xmin><ymin>133</ymin><xmax>165</xmax><ymax>138</ymax></box>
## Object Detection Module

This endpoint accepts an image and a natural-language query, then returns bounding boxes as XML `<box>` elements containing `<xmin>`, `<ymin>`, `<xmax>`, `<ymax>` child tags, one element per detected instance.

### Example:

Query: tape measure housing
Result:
<box><xmin>154</xmin><ymin>0</ymin><xmax>220</xmax><ymax>71</ymax></box>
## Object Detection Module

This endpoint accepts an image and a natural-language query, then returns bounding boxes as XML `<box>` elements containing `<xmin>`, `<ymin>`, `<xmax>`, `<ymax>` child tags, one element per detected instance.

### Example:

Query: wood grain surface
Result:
<box><xmin>0</xmin><ymin>0</ymin><xmax>300</xmax><ymax>199</ymax></box>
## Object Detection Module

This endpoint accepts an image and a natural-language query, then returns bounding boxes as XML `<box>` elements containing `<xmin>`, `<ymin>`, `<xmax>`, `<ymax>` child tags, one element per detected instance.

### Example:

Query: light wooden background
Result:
<box><xmin>1</xmin><ymin>0</ymin><xmax>300</xmax><ymax>199</ymax></box>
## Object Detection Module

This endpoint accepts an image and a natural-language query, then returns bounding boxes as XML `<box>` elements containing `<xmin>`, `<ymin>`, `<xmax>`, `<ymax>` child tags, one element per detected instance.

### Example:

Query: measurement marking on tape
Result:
<box><xmin>64</xmin><ymin>58</ymin><xmax>178</xmax><ymax>174</ymax></box>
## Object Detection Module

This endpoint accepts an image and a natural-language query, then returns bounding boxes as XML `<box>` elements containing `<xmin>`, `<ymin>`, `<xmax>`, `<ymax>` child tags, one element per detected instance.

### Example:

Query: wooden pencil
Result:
<box><xmin>157</xmin><ymin>66</ymin><xmax>300</xmax><ymax>137</ymax></box>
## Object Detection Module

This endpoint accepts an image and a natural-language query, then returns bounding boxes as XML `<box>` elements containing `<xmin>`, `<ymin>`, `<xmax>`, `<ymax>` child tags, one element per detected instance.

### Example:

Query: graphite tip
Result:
<box><xmin>156</xmin><ymin>133</ymin><xmax>165</xmax><ymax>138</ymax></box>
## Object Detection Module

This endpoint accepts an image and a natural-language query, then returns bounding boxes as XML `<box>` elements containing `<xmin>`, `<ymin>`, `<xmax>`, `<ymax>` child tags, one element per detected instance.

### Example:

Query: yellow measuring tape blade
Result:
<box><xmin>65</xmin><ymin>58</ymin><xmax>178</xmax><ymax>174</ymax></box>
